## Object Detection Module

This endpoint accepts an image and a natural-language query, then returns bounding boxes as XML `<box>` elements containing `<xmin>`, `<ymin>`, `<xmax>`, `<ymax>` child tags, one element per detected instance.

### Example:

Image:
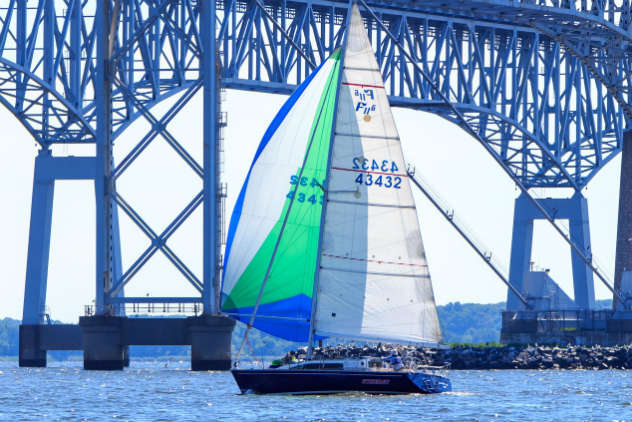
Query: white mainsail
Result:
<box><xmin>313</xmin><ymin>4</ymin><xmax>441</xmax><ymax>344</ymax></box>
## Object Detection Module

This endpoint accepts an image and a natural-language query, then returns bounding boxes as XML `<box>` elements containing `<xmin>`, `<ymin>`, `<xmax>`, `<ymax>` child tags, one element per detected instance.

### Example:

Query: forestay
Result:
<box><xmin>313</xmin><ymin>5</ymin><xmax>441</xmax><ymax>345</ymax></box>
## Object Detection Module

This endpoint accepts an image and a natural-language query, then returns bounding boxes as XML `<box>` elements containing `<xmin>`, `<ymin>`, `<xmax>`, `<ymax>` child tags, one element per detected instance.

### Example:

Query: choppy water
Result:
<box><xmin>1</xmin><ymin>361</ymin><xmax>631</xmax><ymax>421</ymax></box>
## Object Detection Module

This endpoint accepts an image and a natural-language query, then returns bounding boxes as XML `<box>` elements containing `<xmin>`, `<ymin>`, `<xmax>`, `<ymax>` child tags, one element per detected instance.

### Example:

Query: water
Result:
<box><xmin>1</xmin><ymin>361</ymin><xmax>631</xmax><ymax>421</ymax></box>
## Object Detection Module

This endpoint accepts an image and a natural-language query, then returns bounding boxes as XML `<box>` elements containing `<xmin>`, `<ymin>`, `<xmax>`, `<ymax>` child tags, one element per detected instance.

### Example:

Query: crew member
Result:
<box><xmin>382</xmin><ymin>351</ymin><xmax>403</xmax><ymax>370</ymax></box>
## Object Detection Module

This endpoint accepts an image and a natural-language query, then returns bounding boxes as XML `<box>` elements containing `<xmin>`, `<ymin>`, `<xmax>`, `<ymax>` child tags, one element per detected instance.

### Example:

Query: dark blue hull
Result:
<box><xmin>231</xmin><ymin>369</ymin><xmax>451</xmax><ymax>395</ymax></box>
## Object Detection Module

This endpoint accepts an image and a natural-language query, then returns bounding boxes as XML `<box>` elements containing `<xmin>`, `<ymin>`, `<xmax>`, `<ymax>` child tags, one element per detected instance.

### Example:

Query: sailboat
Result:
<box><xmin>220</xmin><ymin>3</ymin><xmax>451</xmax><ymax>395</ymax></box>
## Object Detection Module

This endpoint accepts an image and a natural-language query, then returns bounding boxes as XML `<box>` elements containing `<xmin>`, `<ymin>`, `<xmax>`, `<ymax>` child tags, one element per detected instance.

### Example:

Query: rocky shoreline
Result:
<box><xmin>282</xmin><ymin>344</ymin><xmax>632</xmax><ymax>370</ymax></box>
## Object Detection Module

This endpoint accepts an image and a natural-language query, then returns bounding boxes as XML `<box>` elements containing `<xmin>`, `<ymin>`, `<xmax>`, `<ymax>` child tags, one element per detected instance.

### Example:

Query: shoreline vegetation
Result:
<box><xmin>2</xmin><ymin>300</ymin><xmax>624</xmax><ymax>369</ymax></box>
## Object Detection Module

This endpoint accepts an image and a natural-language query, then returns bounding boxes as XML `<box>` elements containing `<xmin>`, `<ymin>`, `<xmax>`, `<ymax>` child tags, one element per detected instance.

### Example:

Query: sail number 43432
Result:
<box><xmin>287</xmin><ymin>175</ymin><xmax>325</xmax><ymax>205</ymax></box>
<box><xmin>352</xmin><ymin>157</ymin><xmax>402</xmax><ymax>189</ymax></box>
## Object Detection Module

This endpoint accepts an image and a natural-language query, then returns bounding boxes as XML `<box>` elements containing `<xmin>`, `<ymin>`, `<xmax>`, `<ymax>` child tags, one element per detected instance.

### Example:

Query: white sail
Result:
<box><xmin>313</xmin><ymin>4</ymin><xmax>441</xmax><ymax>344</ymax></box>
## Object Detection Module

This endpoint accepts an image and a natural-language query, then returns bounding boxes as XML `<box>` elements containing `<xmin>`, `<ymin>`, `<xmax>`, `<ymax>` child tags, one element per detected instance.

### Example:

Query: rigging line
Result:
<box><xmin>407</xmin><ymin>169</ymin><xmax>531</xmax><ymax>309</ymax></box>
<box><xmin>357</xmin><ymin>0</ymin><xmax>628</xmax><ymax>310</ymax></box>
<box><xmin>307</xmin><ymin>0</ymin><xmax>354</xmax><ymax>361</ymax></box>
<box><xmin>235</xmin><ymin>56</ymin><xmax>340</xmax><ymax>364</ymax></box>
<box><xmin>245</xmin><ymin>335</ymin><xmax>261</xmax><ymax>367</ymax></box>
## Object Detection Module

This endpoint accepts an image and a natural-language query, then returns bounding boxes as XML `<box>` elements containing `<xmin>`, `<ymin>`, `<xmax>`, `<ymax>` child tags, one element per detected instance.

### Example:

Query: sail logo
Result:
<box><xmin>353</xmin><ymin>88</ymin><xmax>376</xmax><ymax>121</ymax></box>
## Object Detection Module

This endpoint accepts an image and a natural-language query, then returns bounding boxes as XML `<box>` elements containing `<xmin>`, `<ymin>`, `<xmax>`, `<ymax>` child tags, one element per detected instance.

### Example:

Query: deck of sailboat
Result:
<box><xmin>259</xmin><ymin>357</ymin><xmax>448</xmax><ymax>372</ymax></box>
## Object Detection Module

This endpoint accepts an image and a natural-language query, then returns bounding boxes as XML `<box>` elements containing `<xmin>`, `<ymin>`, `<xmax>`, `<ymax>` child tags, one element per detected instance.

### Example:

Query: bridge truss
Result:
<box><xmin>2</xmin><ymin>0</ymin><xmax>632</xmax><ymax>326</ymax></box>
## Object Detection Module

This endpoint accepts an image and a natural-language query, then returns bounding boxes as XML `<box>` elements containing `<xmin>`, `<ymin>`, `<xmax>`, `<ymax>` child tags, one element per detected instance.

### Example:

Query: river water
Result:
<box><xmin>1</xmin><ymin>361</ymin><xmax>631</xmax><ymax>421</ymax></box>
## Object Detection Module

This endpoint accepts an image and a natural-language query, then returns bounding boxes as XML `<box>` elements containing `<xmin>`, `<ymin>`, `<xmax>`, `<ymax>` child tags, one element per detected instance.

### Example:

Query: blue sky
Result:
<box><xmin>0</xmin><ymin>89</ymin><xmax>622</xmax><ymax>322</ymax></box>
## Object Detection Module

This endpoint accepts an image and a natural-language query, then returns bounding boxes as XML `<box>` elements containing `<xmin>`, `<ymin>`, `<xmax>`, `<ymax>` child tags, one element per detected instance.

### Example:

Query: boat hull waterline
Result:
<box><xmin>231</xmin><ymin>369</ymin><xmax>451</xmax><ymax>395</ymax></box>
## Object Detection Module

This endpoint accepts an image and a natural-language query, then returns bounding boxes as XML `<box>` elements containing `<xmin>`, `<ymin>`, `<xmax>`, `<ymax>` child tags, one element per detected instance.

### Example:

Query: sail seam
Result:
<box><xmin>342</xmin><ymin>82</ymin><xmax>384</xmax><ymax>89</ymax></box>
<box><xmin>327</xmin><ymin>199</ymin><xmax>415</xmax><ymax>209</ymax></box>
<box><xmin>320</xmin><ymin>266</ymin><xmax>427</xmax><ymax>277</ymax></box>
<box><xmin>344</xmin><ymin>66</ymin><xmax>380</xmax><ymax>71</ymax></box>
<box><xmin>321</xmin><ymin>253</ymin><xmax>427</xmax><ymax>268</ymax></box>
<box><xmin>335</xmin><ymin>132</ymin><xmax>400</xmax><ymax>140</ymax></box>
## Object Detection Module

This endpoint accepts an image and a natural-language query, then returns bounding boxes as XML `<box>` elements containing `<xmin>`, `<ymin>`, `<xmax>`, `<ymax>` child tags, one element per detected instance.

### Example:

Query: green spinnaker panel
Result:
<box><xmin>221</xmin><ymin>50</ymin><xmax>340</xmax><ymax>341</ymax></box>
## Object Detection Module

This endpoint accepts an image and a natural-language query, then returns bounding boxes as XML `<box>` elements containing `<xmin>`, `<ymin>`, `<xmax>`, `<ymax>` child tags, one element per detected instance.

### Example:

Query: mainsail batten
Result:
<box><xmin>313</xmin><ymin>5</ymin><xmax>442</xmax><ymax>345</ymax></box>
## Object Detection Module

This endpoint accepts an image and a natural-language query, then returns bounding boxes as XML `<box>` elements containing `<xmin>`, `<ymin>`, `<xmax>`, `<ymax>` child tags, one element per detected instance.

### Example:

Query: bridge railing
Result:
<box><xmin>84</xmin><ymin>302</ymin><xmax>203</xmax><ymax>316</ymax></box>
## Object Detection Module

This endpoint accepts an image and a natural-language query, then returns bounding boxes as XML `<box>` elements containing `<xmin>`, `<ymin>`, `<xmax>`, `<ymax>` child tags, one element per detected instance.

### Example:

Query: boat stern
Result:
<box><xmin>407</xmin><ymin>372</ymin><xmax>452</xmax><ymax>393</ymax></box>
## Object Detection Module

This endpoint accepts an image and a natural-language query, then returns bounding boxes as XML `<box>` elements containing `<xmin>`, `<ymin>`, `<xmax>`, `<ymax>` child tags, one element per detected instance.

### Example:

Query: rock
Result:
<box><xmin>279</xmin><ymin>344</ymin><xmax>632</xmax><ymax>370</ymax></box>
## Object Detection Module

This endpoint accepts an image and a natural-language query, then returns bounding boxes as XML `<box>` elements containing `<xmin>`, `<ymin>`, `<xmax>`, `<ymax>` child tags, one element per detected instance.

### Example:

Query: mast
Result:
<box><xmin>307</xmin><ymin>3</ymin><xmax>353</xmax><ymax>360</ymax></box>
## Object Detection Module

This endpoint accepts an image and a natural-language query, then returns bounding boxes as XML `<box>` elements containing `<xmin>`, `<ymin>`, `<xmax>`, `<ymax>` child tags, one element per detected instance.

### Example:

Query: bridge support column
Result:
<box><xmin>188</xmin><ymin>315</ymin><xmax>236</xmax><ymax>371</ymax></box>
<box><xmin>201</xmin><ymin>0</ymin><xmax>220</xmax><ymax>315</ymax></box>
<box><xmin>568</xmin><ymin>196</ymin><xmax>594</xmax><ymax>309</ymax></box>
<box><xmin>79</xmin><ymin>316</ymin><xmax>125</xmax><ymax>370</ymax></box>
<box><xmin>22</xmin><ymin>150</ymin><xmax>55</xmax><ymax>327</ymax></box>
<box><xmin>614</xmin><ymin>129</ymin><xmax>632</xmax><ymax>309</ymax></box>
<box><xmin>507</xmin><ymin>193</ymin><xmax>595</xmax><ymax>310</ymax></box>
<box><xmin>507</xmin><ymin>197</ymin><xmax>534</xmax><ymax>310</ymax></box>
<box><xmin>110</xmin><ymin>203</ymin><xmax>129</xmax><ymax>367</ymax></box>
<box><xmin>20</xmin><ymin>150</ymin><xmax>55</xmax><ymax>367</ymax></box>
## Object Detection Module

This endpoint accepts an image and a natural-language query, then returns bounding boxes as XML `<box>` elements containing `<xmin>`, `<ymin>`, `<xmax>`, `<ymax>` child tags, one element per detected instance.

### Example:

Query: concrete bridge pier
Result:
<box><xmin>73</xmin><ymin>314</ymin><xmax>235</xmax><ymax>370</ymax></box>
<box><xmin>188</xmin><ymin>315</ymin><xmax>236</xmax><ymax>371</ymax></box>
<box><xmin>80</xmin><ymin>316</ymin><xmax>126</xmax><ymax>370</ymax></box>
<box><xmin>19</xmin><ymin>325</ymin><xmax>46</xmax><ymax>367</ymax></box>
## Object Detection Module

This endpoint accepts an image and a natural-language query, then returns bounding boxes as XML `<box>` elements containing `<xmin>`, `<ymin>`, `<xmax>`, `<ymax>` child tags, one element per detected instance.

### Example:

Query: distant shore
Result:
<box><xmin>284</xmin><ymin>344</ymin><xmax>632</xmax><ymax>370</ymax></box>
<box><xmin>3</xmin><ymin>343</ymin><xmax>632</xmax><ymax>370</ymax></box>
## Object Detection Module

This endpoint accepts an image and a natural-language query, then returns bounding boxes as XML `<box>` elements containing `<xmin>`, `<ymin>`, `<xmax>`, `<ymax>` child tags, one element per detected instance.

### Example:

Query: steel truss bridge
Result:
<box><xmin>4</xmin><ymin>0</ymin><xmax>632</xmax><ymax>348</ymax></box>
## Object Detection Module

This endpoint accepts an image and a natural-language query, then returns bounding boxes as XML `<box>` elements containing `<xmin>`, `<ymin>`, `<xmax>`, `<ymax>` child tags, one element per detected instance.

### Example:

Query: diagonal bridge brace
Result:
<box><xmin>251</xmin><ymin>0</ymin><xmax>318</xmax><ymax>70</ymax></box>
<box><xmin>112</xmin><ymin>76</ymin><xmax>204</xmax><ymax>178</ymax></box>
<box><xmin>104</xmin><ymin>75</ymin><xmax>206</xmax><ymax>299</ymax></box>
<box><xmin>109</xmin><ymin>0</ymin><xmax>202</xmax><ymax>67</ymax></box>
<box><xmin>112</xmin><ymin>80</ymin><xmax>203</xmax><ymax>179</ymax></box>
<box><xmin>108</xmin><ymin>190</ymin><xmax>204</xmax><ymax>298</ymax></box>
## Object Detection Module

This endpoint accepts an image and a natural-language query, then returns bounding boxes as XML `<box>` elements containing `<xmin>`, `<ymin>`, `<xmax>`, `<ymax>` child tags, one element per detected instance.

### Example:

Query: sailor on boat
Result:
<box><xmin>382</xmin><ymin>351</ymin><xmax>404</xmax><ymax>371</ymax></box>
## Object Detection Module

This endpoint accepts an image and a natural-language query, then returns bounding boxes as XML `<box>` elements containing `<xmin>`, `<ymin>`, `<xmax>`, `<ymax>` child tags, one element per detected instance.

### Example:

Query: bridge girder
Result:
<box><xmin>0</xmin><ymin>0</ymin><xmax>627</xmax><ymax>188</ymax></box>
<box><xmin>2</xmin><ymin>0</ymin><xmax>632</xmax><ymax>319</ymax></box>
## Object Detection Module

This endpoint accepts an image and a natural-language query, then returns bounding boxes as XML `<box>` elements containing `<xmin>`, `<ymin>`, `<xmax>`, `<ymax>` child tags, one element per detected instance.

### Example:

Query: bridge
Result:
<box><xmin>5</xmin><ymin>0</ymin><xmax>632</xmax><ymax>368</ymax></box>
